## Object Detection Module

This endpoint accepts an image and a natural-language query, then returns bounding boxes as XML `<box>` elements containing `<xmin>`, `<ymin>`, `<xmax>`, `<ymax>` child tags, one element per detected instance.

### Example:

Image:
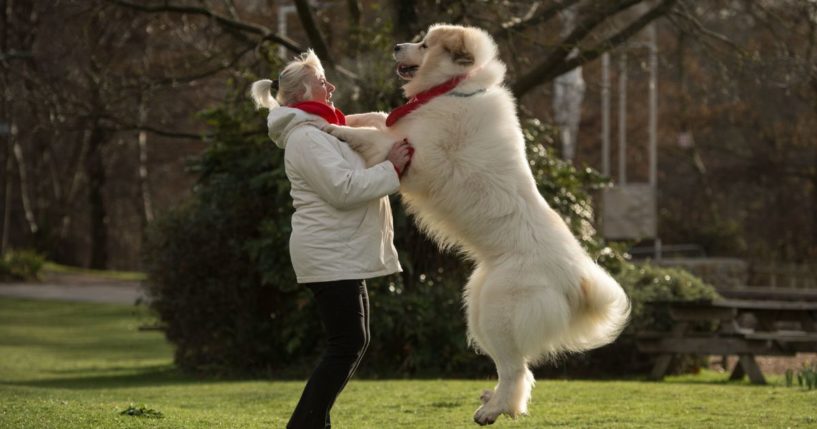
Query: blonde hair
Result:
<box><xmin>251</xmin><ymin>49</ymin><xmax>325</xmax><ymax>109</ymax></box>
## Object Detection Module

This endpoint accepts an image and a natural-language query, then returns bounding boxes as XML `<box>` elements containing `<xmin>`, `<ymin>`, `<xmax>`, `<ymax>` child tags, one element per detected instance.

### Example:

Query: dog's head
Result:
<box><xmin>394</xmin><ymin>24</ymin><xmax>498</xmax><ymax>97</ymax></box>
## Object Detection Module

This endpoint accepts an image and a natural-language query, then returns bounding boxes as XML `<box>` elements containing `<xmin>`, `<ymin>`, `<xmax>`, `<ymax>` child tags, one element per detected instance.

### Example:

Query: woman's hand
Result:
<box><xmin>387</xmin><ymin>139</ymin><xmax>413</xmax><ymax>177</ymax></box>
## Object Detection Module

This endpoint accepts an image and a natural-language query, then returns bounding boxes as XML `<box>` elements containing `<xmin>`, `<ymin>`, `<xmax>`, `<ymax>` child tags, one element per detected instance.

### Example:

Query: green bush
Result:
<box><xmin>788</xmin><ymin>362</ymin><xmax>817</xmax><ymax>390</ymax></box>
<box><xmin>616</xmin><ymin>263</ymin><xmax>719</xmax><ymax>335</ymax></box>
<box><xmin>578</xmin><ymin>262</ymin><xmax>717</xmax><ymax>376</ymax></box>
<box><xmin>143</xmin><ymin>85</ymin><xmax>716</xmax><ymax>377</ymax></box>
<box><xmin>142</xmin><ymin>102</ymin><xmax>325</xmax><ymax>374</ymax></box>
<box><xmin>0</xmin><ymin>249</ymin><xmax>45</xmax><ymax>282</ymax></box>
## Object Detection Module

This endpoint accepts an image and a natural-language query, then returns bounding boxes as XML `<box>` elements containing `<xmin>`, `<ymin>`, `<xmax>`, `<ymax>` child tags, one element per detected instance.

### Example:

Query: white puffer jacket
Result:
<box><xmin>267</xmin><ymin>106</ymin><xmax>402</xmax><ymax>283</ymax></box>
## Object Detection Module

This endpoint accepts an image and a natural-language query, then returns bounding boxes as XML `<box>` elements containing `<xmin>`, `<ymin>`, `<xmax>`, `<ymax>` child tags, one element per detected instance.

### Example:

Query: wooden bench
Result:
<box><xmin>717</xmin><ymin>287</ymin><xmax>817</xmax><ymax>302</ymax></box>
<box><xmin>636</xmin><ymin>298</ymin><xmax>817</xmax><ymax>384</ymax></box>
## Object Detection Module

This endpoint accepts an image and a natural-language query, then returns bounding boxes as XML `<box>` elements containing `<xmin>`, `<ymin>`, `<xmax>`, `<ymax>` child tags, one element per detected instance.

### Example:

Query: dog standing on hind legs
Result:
<box><xmin>324</xmin><ymin>24</ymin><xmax>631</xmax><ymax>425</ymax></box>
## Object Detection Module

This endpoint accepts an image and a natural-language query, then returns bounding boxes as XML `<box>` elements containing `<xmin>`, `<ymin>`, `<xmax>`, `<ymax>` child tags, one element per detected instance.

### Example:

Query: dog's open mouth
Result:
<box><xmin>396</xmin><ymin>63</ymin><xmax>419</xmax><ymax>80</ymax></box>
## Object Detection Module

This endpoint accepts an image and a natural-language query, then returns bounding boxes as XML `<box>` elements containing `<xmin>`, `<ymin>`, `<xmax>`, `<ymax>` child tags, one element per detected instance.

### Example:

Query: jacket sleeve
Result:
<box><xmin>289</xmin><ymin>128</ymin><xmax>400</xmax><ymax>210</ymax></box>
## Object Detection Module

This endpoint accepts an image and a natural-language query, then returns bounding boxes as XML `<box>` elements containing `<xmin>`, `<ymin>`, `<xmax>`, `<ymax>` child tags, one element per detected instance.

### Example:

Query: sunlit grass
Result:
<box><xmin>1</xmin><ymin>297</ymin><xmax>815</xmax><ymax>428</ymax></box>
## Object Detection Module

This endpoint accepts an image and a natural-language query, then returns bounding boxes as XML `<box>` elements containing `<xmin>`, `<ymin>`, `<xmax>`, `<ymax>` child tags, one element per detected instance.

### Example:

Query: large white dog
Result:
<box><xmin>325</xmin><ymin>24</ymin><xmax>629</xmax><ymax>425</ymax></box>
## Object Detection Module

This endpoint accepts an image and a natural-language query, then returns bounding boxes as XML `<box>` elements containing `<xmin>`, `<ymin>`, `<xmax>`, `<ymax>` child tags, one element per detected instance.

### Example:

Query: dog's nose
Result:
<box><xmin>394</xmin><ymin>45</ymin><xmax>402</xmax><ymax>52</ymax></box>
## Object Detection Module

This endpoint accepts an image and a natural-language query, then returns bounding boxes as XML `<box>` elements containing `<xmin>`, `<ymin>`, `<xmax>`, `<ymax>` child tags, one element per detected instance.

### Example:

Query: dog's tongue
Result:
<box><xmin>397</xmin><ymin>63</ymin><xmax>418</xmax><ymax>79</ymax></box>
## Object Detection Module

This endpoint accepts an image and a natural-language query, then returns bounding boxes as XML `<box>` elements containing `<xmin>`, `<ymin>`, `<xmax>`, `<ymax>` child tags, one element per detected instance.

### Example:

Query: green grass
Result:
<box><xmin>42</xmin><ymin>262</ymin><xmax>147</xmax><ymax>282</ymax></box>
<box><xmin>1</xmin><ymin>298</ymin><xmax>815</xmax><ymax>428</ymax></box>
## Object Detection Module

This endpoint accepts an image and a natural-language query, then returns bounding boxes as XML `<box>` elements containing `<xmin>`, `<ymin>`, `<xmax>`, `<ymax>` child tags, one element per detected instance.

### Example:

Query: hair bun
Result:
<box><xmin>271</xmin><ymin>79</ymin><xmax>280</xmax><ymax>91</ymax></box>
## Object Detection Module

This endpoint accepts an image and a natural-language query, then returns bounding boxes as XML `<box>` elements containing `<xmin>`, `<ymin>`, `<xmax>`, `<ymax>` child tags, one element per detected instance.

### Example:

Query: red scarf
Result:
<box><xmin>291</xmin><ymin>101</ymin><xmax>347</xmax><ymax>125</ymax></box>
<box><xmin>386</xmin><ymin>75</ymin><xmax>466</xmax><ymax>127</ymax></box>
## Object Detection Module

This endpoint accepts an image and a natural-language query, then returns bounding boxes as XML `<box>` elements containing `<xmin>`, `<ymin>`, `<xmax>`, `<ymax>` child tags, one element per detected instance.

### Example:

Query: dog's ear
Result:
<box><xmin>442</xmin><ymin>32</ymin><xmax>475</xmax><ymax>66</ymax></box>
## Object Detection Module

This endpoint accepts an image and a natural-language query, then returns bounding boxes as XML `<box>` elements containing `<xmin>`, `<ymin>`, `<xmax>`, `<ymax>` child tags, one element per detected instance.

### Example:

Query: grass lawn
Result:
<box><xmin>1</xmin><ymin>297</ymin><xmax>815</xmax><ymax>428</ymax></box>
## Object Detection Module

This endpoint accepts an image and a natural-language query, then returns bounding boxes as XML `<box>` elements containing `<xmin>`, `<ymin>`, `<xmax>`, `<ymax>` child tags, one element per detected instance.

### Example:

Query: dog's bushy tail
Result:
<box><xmin>562</xmin><ymin>262</ymin><xmax>631</xmax><ymax>353</ymax></box>
<box><xmin>250</xmin><ymin>79</ymin><xmax>279</xmax><ymax>110</ymax></box>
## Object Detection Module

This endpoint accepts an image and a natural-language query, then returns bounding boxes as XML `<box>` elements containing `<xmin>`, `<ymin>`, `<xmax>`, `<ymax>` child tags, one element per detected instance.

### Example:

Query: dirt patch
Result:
<box><xmin>709</xmin><ymin>353</ymin><xmax>817</xmax><ymax>375</ymax></box>
<box><xmin>39</xmin><ymin>271</ymin><xmax>141</xmax><ymax>287</ymax></box>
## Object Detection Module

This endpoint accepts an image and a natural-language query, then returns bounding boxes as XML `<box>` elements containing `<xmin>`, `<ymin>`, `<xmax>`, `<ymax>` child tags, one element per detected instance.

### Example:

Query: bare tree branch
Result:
<box><xmin>493</xmin><ymin>0</ymin><xmax>582</xmax><ymax>40</ymax></box>
<box><xmin>293</xmin><ymin>0</ymin><xmax>334</xmax><ymax>69</ymax></box>
<box><xmin>555</xmin><ymin>0</ymin><xmax>679</xmax><ymax>81</ymax></box>
<box><xmin>107</xmin><ymin>124</ymin><xmax>207</xmax><ymax>141</ymax></box>
<box><xmin>105</xmin><ymin>0</ymin><xmax>303</xmax><ymax>53</ymax></box>
<box><xmin>221</xmin><ymin>0</ymin><xmax>240</xmax><ymax>20</ymax></box>
<box><xmin>511</xmin><ymin>0</ymin><xmax>677</xmax><ymax>98</ymax></box>
<box><xmin>106</xmin><ymin>0</ymin><xmax>359</xmax><ymax>81</ymax></box>
<box><xmin>668</xmin><ymin>2</ymin><xmax>745</xmax><ymax>55</ymax></box>
<box><xmin>153</xmin><ymin>44</ymin><xmax>256</xmax><ymax>85</ymax></box>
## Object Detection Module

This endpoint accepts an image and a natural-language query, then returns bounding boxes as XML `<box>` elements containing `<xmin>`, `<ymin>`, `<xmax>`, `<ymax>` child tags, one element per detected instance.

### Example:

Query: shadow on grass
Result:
<box><xmin>658</xmin><ymin>371</ymin><xmax>781</xmax><ymax>388</ymax></box>
<box><xmin>1</xmin><ymin>364</ymin><xmax>317</xmax><ymax>390</ymax></box>
<box><xmin>1</xmin><ymin>365</ymin><xmax>221</xmax><ymax>390</ymax></box>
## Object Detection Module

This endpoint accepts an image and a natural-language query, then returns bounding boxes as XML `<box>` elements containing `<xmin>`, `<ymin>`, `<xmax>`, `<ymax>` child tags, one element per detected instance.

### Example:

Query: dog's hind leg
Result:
<box><xmin>472</xmin><ymin>329</ymin><xmax>532</xmax><ymax>425</ymax></box>
<box><xmin>472</xmin><ymin>276</ymin><xmax>535</xmax><ymax>426</ymax></box>
<box><xmin>464</xmin><ymin>265</ymin><xmax>488</xmax><ymax>356</ymax></box>
<box><xmin>464</xmin><ymin>265</ymin><xmax>503</xmax><ymax>410</ymax></box>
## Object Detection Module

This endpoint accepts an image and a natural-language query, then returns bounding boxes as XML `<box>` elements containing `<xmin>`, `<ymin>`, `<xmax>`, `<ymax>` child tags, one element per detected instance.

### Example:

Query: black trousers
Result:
<box><xmin>287</xmin><ymin>279</ymin><xmax>370</xmax><ymax>429</ymax></box>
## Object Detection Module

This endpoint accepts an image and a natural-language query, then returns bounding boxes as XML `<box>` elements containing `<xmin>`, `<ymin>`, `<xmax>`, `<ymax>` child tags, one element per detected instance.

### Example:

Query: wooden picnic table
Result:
<box><xmin>636</xmin><ymin>298</ymin><xmax>817</xmax><ymax>384</ymax></box>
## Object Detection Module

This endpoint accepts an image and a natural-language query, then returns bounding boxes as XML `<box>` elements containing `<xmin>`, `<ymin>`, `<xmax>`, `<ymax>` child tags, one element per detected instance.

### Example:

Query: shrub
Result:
<box><xmin>142</xmin><ymin>103</ymin><xmax>324</xmax><ymax>374</ymax></box>
<box><xmin>143</xmin><ymin>87</ymin><xmax>716</xmax><ymax>377</ymax></box>
<box><xmin>0</xmin><ymin>249</ymin><xmax>45</xmax><ymax>282</ymax></box>
<box><xmin>616</xmin><ymin>263</ymin><xmax>719</xmax><ymax>334</ymax></box>
<box><xmin>563</xmin><ymin>262</ymin><xmax>718</xmax><ymax>376</ymax></box>
<box><xmin>786</xmin><ymin>363</ymin><xmax>817</xmax><ymax>390</ymax></box>
<box><xmin>362</xmin><ymin>259</ymin><xmax>718</xmax><ymax>378</ymax></box>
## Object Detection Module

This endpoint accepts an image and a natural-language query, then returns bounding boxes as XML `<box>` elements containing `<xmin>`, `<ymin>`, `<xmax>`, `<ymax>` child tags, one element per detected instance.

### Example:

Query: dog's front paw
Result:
<box><xmin>324</xmin><ymin>124</ymin><xmax>358</xmax><ymax>143</ymax></box>
<box><xmin>473</xmin><ymin>403</ymin><xmax>503</xmax><ymax>426</ymax></box>
<box><xmin>322</xmin><ymin>124</ymin><xmax>344</xmax><ymax>140</ymax></box>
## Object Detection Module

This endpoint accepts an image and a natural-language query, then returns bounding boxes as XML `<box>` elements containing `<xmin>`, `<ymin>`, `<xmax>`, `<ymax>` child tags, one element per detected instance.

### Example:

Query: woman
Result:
<box><xmin>251</xmin><ymin>50</ymin><xmax>411</xmax><ymax>429</ymax></box>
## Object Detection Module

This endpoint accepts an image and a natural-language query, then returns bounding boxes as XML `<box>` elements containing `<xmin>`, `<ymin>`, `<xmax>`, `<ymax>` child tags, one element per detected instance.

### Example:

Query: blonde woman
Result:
<box><xmin>251</xmin><ymin>51</ymin><xmax>411</xmax><ymax>429</ymax></box>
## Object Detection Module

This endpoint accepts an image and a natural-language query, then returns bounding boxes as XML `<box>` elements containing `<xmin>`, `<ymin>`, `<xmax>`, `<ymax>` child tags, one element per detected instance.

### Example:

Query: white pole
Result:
<box><xmin>648</xmin><ymin>24</ymin><xmax>658</xmax><ymax>188</ymax></box>
<box><xmin>601</xmin><ymin>52</ymin><xmax>610</xmax><ymax>177</ymax></box>
<box><xmin>618</xmin><ymin>52</ymin><xmax>628</xmax><ymax>185</ymax></box>
<box><xmin>278</xmin><ymin>5</ymin><xmax>296</xmax><ymax>59</ymax></box>
<box><xmin>553</xmin><ymin>4</ymin><xmax>585</xmax><ymax>163</ymax></box>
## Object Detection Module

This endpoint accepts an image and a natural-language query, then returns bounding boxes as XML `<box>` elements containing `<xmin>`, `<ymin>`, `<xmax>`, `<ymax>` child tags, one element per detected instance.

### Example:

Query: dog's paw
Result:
<box><xmin>321</xmin><ymin>124</ymin><xmax>343</xmax><ymax>138</ymax></box>
<box><xmin>479</xmin><ymin>389</ymin><xmax>494</xmax><ymax>404</ymax></box>
<box><xmin>325</xmin><ymin>125</ymin><xmax>363</xmax><ymax>147</ymax></box>
<box><xmin>473</xmin><ymin>403</ymin><xmax>503</xmax><ymax>426</ymax></box>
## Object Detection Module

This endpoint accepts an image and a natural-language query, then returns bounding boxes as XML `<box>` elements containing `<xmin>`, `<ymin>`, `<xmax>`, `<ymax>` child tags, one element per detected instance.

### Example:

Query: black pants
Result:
<box><xmin>287</xmin><ymin>279</ymin><xmax>370</xmax><ymax>429</ymax></box>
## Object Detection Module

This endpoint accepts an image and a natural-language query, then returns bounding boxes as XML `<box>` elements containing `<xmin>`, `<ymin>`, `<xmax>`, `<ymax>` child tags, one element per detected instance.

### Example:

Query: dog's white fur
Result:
<box><xmin>323</xmin><ymin>24</ymin><xmax>631</xmax><ymax>426</ymax></box>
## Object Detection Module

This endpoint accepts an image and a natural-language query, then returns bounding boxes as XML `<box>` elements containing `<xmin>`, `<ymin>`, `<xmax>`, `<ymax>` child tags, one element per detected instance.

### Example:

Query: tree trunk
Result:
<box><xmin>391</xmin><ymin>0</ymin><xmax>418</xmax><ymax>40</ymax></box>
<box><xmin>293</xmin><ymin>0</ymin><xmax>333</xmax><ymax>69</ymax></box>
<box><xmin>1</xmin><ymin>143</ymin><xmax>12</xmax><ymax>253</ymax></box>
<box><xmin>347</xmin><ymin>0</ymin><xmax>362</xmax><ymax>52</ymax></box>
<box><xmin>137</xmin><ymin>102</ymin><xmax>153</xmax><ymax>228</ymax></box>
<box><xmin>58</xmin><ymin>128</ymin><xmax>90</xmax><ymax>241</ymax></box>
<box><xmin>11</xmin><ymin>127</ymin><xmax>38</xmax><ymax>234</ymax></box>
<box><xmin>812</xmin><ymin>168</ymin><xmax>817</xmax><ymax>253</ymax></box>
<box><xmin>552</xmin><ymin>4</ymin><xmax>585</xmax><ymax>163</ymax></box>
<box><xmin>85</xmin><ymin>121</ymin><xmax>108</xmax><ymax>269</ymax></box>
<box><xmin>0</xmin><ymin>0</ymin><xmax>9</xmax><ymax>253</ymax></box>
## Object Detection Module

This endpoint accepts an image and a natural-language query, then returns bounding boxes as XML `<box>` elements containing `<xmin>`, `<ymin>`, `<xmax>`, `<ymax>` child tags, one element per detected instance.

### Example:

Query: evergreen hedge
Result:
<box><xmin>142</xmin><ymin>91</ymin><xmax>716</xmax><ymax>377</ymax></box>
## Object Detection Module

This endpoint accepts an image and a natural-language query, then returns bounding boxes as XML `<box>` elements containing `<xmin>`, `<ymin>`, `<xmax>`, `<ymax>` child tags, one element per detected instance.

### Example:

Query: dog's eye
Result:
<box><xmin>420</xmin><ymin>42</ymin><xmax>428</xmax><ymax>49</ymax></box>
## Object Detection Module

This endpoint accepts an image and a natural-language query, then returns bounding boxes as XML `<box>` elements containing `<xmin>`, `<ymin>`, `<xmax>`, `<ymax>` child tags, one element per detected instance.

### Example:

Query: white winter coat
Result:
<box><xmin>266</xmin><ymin>107</ymin><xmax>402</xmax><ymax>283</ymax></box>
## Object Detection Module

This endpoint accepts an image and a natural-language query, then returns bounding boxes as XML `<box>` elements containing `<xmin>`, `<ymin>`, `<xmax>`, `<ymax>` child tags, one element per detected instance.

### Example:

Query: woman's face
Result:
<box><xmin>307</xmin><ymin>73</ymin><xmax>336</xmax><ymax>106</ymax></box>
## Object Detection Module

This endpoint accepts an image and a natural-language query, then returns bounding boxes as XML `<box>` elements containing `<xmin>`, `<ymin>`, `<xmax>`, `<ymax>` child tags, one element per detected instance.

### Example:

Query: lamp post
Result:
<box><xmin>600</xmin><ymin>23</ymin><xmax>660</xmax><ymax>259</ymax></box>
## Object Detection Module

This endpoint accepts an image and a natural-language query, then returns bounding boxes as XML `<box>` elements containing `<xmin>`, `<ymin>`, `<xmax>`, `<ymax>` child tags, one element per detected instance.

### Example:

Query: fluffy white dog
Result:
<box><xmin>323</xmin><ymin>24</ymin><xmax>630</xmax><ymax>426</ymax></box>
